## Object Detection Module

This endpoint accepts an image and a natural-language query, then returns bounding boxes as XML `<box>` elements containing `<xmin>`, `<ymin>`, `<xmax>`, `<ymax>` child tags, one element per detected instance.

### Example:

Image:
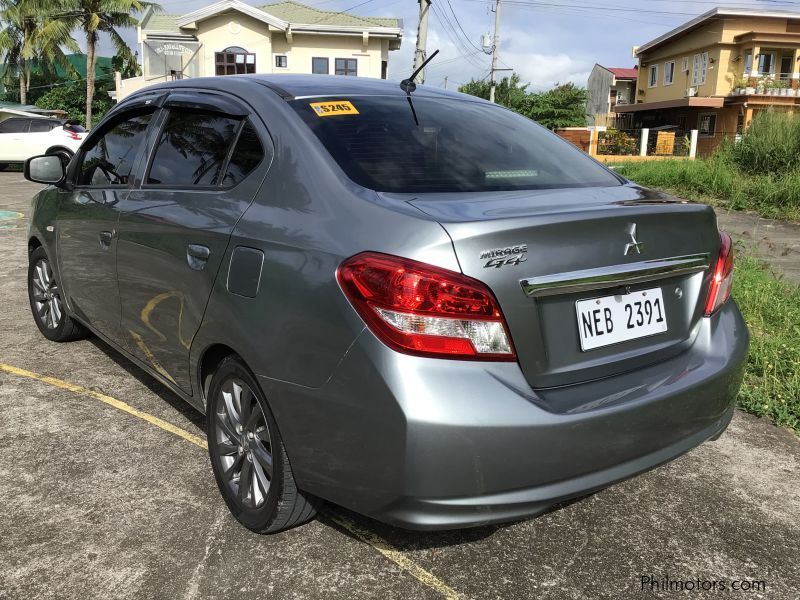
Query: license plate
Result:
<box><xmin>575</xmin><ymin>287</ymin><xmax>668</xmax><ymax>351</ymax></box>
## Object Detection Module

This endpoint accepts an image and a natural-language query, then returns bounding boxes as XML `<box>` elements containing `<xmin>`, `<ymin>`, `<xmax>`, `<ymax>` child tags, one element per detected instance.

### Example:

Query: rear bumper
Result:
<box><xmin>259</xmin><ymin>300</ymin><xmax>748</xmax><ymax>530</ymax></box>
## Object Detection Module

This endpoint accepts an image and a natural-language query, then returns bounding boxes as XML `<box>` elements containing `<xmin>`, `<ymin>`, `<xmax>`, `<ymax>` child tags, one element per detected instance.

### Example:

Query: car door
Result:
<box><xmin>0</xmin><ymin>118</ymin><xmax>30</xmax><ymax>161</ymax></box>
<box><xmin>115</xmin><ymin>92</ymin><xmax>269</xmax><ymax>394</ymax></box>
<box><xmin>56</xmin><ymin>107</ymin><xmax>158</xmax><ymax>343</ymax></box>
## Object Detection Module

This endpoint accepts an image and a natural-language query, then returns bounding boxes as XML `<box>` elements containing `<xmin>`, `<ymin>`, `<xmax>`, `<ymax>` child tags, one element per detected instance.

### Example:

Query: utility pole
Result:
<box><xmin>489</xmin><ymin>0</ymin><xmax>501</xmax><ymax>103</ymax></box>
<box><xmin>414</xmin><ymin>0</ymin><xmax>432</xmax><ymax>84</ymax></box>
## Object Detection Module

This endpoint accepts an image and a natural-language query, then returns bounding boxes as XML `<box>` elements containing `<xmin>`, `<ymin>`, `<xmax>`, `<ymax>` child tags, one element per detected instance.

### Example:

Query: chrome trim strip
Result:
<box><xmin>520</xmin><ymin>253</ymin><xmax>710</xmax><ymax>298</ymax></box>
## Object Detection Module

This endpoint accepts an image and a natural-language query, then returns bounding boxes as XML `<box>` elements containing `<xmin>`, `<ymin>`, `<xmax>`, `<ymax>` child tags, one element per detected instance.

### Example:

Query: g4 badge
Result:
<box><xmin>480</xmin><ymin>244</ymin><xmax>528</xmax><ymax>268</ymax></box>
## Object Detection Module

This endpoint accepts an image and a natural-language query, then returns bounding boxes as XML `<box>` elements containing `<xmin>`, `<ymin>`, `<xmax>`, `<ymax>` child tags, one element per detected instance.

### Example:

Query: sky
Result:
<box><xmin>96</xmin><ymin>0</ymin><xmax>800</xmax><ymax>91</ymax></box>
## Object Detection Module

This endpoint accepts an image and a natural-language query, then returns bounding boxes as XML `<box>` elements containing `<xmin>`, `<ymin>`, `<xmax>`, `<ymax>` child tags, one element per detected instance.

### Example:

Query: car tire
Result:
<box><xmin>28</xmin><ymin>247</ymin><xmax>87</xmax><ymax>342</ymax></box>
<box><xmin>207</xmin><ymin>356</ymin><xmax>321</xmax><ymax>533</ymax></box>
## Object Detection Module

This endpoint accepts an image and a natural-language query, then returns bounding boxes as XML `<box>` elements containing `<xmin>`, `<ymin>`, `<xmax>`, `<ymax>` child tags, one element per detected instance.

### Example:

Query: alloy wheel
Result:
<box><xmin>213</xmin><ymin>378</ymin><xmax>273</xmax><ymax>508</ymax></box>
<box><xmin>31</xmin><ymin>259</ymin><xmax>63</xmax><ymax>330</ymax></box>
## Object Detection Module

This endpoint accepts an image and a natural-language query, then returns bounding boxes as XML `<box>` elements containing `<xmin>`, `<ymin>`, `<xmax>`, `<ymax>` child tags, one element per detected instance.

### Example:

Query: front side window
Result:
<box><xmin>648</xmin><ymin>65</ymin><xmax>658</xmax><ymax>87</ymax></box>
<box><xmin>312</xmin><ymin>57</ymin><xmax>329</xmax><ymax>75</ymax></box>
<box><xmin>664</xmin><ymin>61</ymin><xmax>675</xmax><ymax>85</ymax></box>
<box><xmin>215</xmin><ymin>47</ymin><xmax>256</xmax><ymax>75</ymax></box>
<box><xmin>290</xmin><ymin>96</ymin><xmax>621</xmax><ymax>193</ymax></box>
<box><xmin>698</xmin><ymin>113</ymin><xmax>716</xmax><ymax>137</ymax></box>
<box><xmin>275</xmin><ymin>55</ymin><xmax>287</xmax><ymax>68</ymax></box>
<box><xmin>77</xmin><ymin>112</ymin><xmax>153</xmax><ymax>186</ymax></box>
<box><xmin>147</xmin><ymin>111</ymin><xmax>264</xmax><ymax>187</ymax></box>
<box><xmin>335</xmin><ymin>58</ymin><xmax>357</xmax><ymax>76</ymax></box>
<box><xmin>0</xmin><ymin>118</ymin><xmax>29</xmax><ymax>133</ymax></box>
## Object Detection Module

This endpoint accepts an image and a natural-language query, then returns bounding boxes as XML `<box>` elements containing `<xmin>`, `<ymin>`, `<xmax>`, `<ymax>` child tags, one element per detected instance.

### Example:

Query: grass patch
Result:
<box><xmin>610</xmin><ymin>111</ymin><xmax>800</xmax><ymax>223</ymax></box>
<box><xmin>611</xmin><ymin>157</ymin><xmax>800</xmax><ymax>222</ymax></box>
<box><xmin>733</xmin><ymin>253</ymin><xmax>800</xmax><ymax>434</ymax></box>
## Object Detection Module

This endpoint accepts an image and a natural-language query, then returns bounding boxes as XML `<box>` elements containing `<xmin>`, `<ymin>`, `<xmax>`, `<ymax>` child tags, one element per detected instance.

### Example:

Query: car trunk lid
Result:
<box><xmin>404</xmin><ymin>184</ymin><xmax>720</xmax><ymax>388</ymax></box>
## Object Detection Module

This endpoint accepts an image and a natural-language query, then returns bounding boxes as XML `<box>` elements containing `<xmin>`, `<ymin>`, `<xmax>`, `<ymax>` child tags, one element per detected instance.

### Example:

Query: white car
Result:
<box><xmin>0</xmin><ymin>116</ymin><xmax>86</xmax><ymax>169</ymax></box>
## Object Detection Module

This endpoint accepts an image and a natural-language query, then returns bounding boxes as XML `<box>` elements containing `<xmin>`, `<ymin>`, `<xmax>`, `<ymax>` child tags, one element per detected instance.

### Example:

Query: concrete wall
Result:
<box><xmin>271</xmin><ymin>33</ymin><xmax>388</xmax><ymax>78</ymax></box>
<box><xmin>586</xmin><ymin>65</ymin><xmax>613</xmax><ymax>121</ymax></box>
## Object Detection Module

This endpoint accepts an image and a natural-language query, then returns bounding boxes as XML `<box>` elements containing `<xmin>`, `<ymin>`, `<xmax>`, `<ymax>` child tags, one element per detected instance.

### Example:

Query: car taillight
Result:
<box><xmin>337</xmin><ymin>252</ymin><xmax>516</xmax><ymax>361</ymax></box>
<box><xmin>704</xmin><ymin>231</ymin><xmax>734</xmax><ymax>316</ymax></box>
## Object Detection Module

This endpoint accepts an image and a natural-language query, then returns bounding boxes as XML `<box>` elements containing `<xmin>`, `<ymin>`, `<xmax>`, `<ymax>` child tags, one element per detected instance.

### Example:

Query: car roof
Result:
<box><xmin>135</xmin><ymin>74</ymin><xmax>482</xmax><ymax>103</ymax></box>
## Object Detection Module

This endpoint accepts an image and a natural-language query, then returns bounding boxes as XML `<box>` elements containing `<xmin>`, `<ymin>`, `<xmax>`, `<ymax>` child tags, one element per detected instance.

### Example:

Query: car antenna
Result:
<box><xmin>399</xmin><ymin>49</ymin><xmax>439</xmax><ymax>95</ymax></box>
<box><xmin>400</xmin><ymin>49</ymin><xmax>439</xmax><ymax>126</ymax></box>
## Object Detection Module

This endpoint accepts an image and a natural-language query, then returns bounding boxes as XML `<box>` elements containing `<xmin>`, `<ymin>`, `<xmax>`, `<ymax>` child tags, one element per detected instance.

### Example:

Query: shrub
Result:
<box><xmin>720</xmin><ymin>110</ymin><xmax>800</xmax><ymax>176</ymax></box>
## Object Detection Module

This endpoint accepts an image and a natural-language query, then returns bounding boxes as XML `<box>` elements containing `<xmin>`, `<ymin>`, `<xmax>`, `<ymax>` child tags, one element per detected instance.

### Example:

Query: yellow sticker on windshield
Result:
<box><xmin>310</xmin><ymin>100</ymin><xmax>359</xmax><ymax>117</ymax></box>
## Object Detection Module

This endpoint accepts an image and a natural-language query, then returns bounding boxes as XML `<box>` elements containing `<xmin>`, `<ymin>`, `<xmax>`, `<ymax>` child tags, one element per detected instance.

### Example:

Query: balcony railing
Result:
<box><xmin>731</xmin><ymin>73</ymin><xmax>800</xmax><ymax>96</ymax></box>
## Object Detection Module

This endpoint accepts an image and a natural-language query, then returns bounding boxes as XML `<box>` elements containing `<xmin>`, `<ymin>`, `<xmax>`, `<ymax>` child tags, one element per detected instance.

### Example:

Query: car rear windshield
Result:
<box><xmin>289</xmin><ymin>95</ymin><xmax>621</xmax><ymax>193</ymax></box>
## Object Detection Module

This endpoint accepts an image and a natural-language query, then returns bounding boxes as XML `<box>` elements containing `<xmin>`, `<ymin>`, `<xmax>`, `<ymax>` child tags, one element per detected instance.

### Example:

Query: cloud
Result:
<box><xmin>501</xmin><ymin>51</ymin><xmax>592</xmax><ymax>91</ymax></box>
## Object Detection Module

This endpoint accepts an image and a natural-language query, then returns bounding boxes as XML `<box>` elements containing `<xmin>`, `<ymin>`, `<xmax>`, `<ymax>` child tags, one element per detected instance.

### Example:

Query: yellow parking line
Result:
<box><xmin>328</xmin><ymin>514</ymin><xmax>465</xmax><ymax>600</ymax></box>
<box><xmin>0</xmin><ymin>362</ymin><xmax>207</xmax><ymax>449</ymax></box>
<box><xmin>0</xmin><ymin>361</ymin><xmax>466</xmax><ymax>600</ymax></box>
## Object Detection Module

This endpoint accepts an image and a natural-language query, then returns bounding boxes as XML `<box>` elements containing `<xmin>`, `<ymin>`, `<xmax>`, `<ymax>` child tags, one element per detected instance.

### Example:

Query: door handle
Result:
<box><xmin>187</xmin><ymin>244</ymin><xmax>211</xmax><ymax>270</ymax></box>
<box><xmin>99</xmin><ymin>230</ymin><xmax>113</xmax><ymax>249</ymax></box>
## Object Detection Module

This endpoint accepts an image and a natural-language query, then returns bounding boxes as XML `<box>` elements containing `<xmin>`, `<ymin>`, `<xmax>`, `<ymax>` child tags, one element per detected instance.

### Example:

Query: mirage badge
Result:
<box><xmin>480</xmin><ymin>244</ymin><xmax>528</xmax><ymax>269</ymax></box>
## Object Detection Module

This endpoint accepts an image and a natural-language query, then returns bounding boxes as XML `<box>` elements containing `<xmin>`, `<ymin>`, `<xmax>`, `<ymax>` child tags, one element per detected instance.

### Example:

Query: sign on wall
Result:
<box><xmin>144</xmin><ymin>40</ymin><xmax>202</xmax><ymax>79</ymax></box>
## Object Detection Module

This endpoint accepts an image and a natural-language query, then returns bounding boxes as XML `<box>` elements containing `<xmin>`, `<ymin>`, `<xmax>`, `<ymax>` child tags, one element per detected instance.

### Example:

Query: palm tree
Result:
<box><xmin>0</xmin><ymin>0</ymin><xmax>79</xmax><ymax>105</ymax></box>
<box><xmin>64</xmin><ymin>0</ymin><xmax>158</xmax><ymax>128</ymax></box>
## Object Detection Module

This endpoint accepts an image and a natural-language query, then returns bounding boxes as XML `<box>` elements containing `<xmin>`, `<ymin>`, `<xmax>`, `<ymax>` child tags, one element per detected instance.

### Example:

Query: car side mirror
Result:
<box><xmin>25</xmin><ymin>154</ymin><xmax>66</xmax><ymax>186</ymax></box>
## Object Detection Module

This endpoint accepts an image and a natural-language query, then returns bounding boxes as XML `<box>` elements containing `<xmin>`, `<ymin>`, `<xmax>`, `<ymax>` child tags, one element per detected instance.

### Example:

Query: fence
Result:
<box><xmin>556</xmin><ymin>127</ymin><xmax>701</xmax><ymax>162</ymax></box>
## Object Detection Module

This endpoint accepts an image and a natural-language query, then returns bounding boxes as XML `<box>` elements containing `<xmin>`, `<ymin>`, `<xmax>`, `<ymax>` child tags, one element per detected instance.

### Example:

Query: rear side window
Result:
<box><xmin>77</xmin><ymin>112</ymin><xmax>153</xmax><ymax>186</ymax></box>
<box><xmin>290</xmin><ymin>96</ymin><xmax>621</xmax><ymax>193</ymax></box>
<box><xmin>147</xmin><ymin>111</ymin><xmax>263</xmax><ymax>187</ymax></box>
<box><xmin>28</xmin><ymin>120</ymin><xmax>58</xmax><ymax>133</ymax></box>
<box><xmin>222</xmin><ymin>123</ymin><xmax>264</xmax><ymax>186</ymax></box>
<box><xmin>0</xmin><ymin>118</ymin><xmax>29</xmax><ymax>133</ymax></box>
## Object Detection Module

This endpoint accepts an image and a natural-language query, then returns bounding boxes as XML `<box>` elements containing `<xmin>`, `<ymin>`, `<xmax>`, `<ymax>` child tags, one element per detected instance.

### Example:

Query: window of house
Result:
<box><xmin>780</xmin><ymin>55</ymin><xmax>792</xmax><ymax>77</ymax></box>
<box><xmin>744</xmin><ymin>50</ymin><xmax>753</xmax><ymax>74</ymax></box>
<box><xmin>664</xmin><ymin>61</ymin><xmax>675</xmax><ymax>85</ymax></box>
<box><xmin>758</xmin><ymin>52</ymin><xmax>776</xmax><ymax>75</ymax></box>
<box><xmin>335</xmin><ymin>58</ymin><xmax>357</xmax><ymax>76</ymax></box>
<box><xmin>698</xmin><ymin>113</ymin><xmax>716</xmax><ymax>137</ymax></box>
<box><xmin>681</xmin><ymin>56</ymin><xmax>689</xmax><ymax>73</ymax></box>
<box><xmin>147</xmin><ymin>111</ymin><xmax>243</xmax><ymax>186</ymax></box>
<box><xmin>648</xmin><ymin>65</ymin><xmax>658</xmax><ymax>87</ymax></box>
<box><xmin>215</xmin><ymin>47</ymin><xmax>256</xmax><ymax>76</ymax></box>
<box><xmin>692</xmin><ymin>52</ymin><xmax>708</xmax><ymax>85</ymax></box>
<box><xmin>275</xmin><ymin>55</ymin><xmax>287</xmax><ymax>69</ymax></box>
<box><xmin>312</xmin><ymin>57</ymin><xmax>329</xmax><ymax>75</ymax></box>
<box><xmin>77</xmin><ymin>112</ymin><xmax>154</xmax><ymax>187</ymax></box>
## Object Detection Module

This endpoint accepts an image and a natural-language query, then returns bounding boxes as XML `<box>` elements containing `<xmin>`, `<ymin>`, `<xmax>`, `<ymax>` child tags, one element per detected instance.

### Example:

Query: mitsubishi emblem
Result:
<box><xmin>624</xmin><ymin>223</ymin><xmax>644</xmax><ymax>256</ymax></box>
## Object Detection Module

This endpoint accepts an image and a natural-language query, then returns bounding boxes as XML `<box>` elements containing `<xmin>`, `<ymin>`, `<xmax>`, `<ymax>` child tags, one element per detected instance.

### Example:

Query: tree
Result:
<box><xmin>61</xmin><ymin>0</ymin><xmax>158</xmax><ymax>127</ymax></box>
<box><xmin>35</xmin><ymin>77</ymin><xmax>112</xmax><ymax>124</ymax></box>
<box><xmin>0</xmin><ymin>0</ymin><xmax>79</xmax><ymax>105</ymax></box>
<box><xmin>524</xmin><ymin>83</ymin><xmax>588</xmax><ymax>129</ymax></box>
<box><xmin>459</xmin><ymin>73</ymin><xmax>589</xmax><ymax>130</ymax></box>
<box><xmin>459</xmin><ymin>74</ymin><xmax>529</xmax><ymax>112</ymax></box>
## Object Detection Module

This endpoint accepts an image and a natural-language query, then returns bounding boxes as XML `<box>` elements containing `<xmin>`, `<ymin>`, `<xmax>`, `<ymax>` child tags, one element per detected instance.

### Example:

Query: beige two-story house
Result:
<box><xmin>615</xmin><ymin>7</ymin><xmax>800</xmax><ymax>153</ymax></box>
<box><xmin>116</xmin><ymin>0</ymin><xmax>402</xmax><ymax>101</ymax></box>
